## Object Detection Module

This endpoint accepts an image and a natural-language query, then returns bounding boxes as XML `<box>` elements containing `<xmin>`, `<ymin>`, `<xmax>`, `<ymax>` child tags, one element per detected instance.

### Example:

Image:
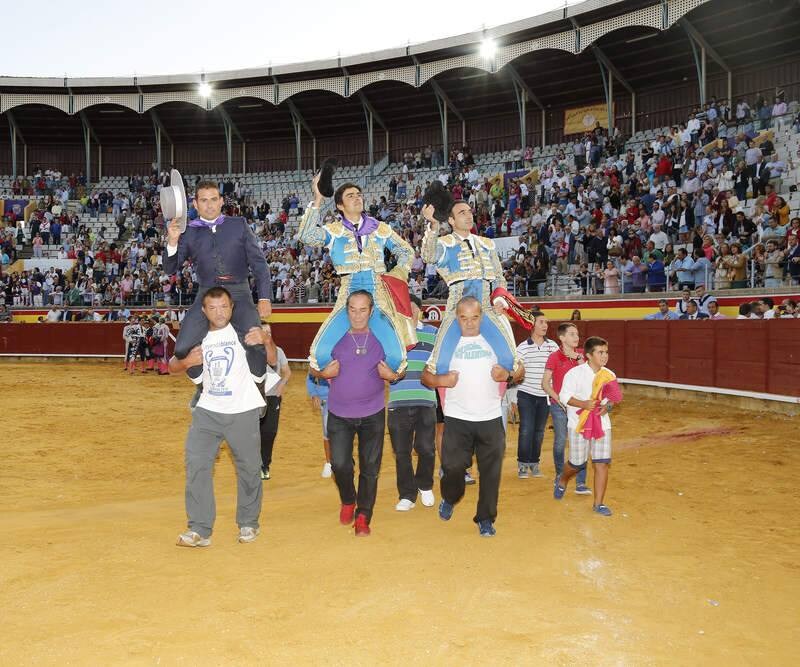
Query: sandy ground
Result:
<box><xmin>1</xmin><ymin>362</ymin><xmax>797</xmax><ymax>666</ymax></box>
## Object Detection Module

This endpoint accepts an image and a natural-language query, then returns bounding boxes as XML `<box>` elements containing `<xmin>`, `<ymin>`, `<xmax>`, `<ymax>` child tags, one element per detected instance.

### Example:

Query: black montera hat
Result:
<box><xmin>318</xmin><ymin>158</ymin><xmax>338</xmax><ymax>198</ymax></box>
<box><xmin>422</xmin><ymin>181</ymin><xmax>454</xmax><ymax>223</ymax></box>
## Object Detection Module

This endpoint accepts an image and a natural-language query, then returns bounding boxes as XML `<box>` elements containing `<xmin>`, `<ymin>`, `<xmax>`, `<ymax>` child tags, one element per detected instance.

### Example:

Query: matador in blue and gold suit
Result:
<box><xmin>422</xmin><ymin>224</ymin><xmax>518</xmax><ymax>374</ymax></box>
<box><xmin>297</xmin><ymin>205</ymin><xmax>416</xmax><ymax>373</ymax></box>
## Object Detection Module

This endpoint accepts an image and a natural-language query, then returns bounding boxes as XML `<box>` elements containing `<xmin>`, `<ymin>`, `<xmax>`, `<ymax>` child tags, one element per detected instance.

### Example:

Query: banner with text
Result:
<box><xmin>563</xmin><ymin>103</ymin><xmax>615</xmax><ymax>135</ymax></box>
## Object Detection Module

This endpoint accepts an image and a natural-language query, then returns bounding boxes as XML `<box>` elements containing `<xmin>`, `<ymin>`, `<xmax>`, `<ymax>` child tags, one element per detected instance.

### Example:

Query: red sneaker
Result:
<box><xmin>339</xmin><ymin>503</ymin><xmax>356</xmax><ymax>525</ymax></box>
<box><xmin>354</xmin><ymin>514</ymin><xmax>371</xmax><ymax>537</ymax></box>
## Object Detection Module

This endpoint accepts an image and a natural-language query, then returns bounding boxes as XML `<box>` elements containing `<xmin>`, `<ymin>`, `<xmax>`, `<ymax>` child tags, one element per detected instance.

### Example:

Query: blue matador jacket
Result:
<box><xmin>296</xmin><ymin>204</ymin><xmax>416</xmax><ymax>373</ymax></box>
<box><xmin>421</xmin><ymin>223</ymin><xmax>518</xmax><ymax>374</ymax></box>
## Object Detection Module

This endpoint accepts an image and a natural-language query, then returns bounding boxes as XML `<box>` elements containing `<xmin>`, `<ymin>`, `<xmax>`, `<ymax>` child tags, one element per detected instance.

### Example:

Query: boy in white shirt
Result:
<box><xmin>553</xmin><ymin>336</ymin><xmax>621</xmax><ymax>516</ymax></box>
<box><xmin>169</xmin><ymin>287</ymin><xmax>267</xmax><ymax>547</ymax></box>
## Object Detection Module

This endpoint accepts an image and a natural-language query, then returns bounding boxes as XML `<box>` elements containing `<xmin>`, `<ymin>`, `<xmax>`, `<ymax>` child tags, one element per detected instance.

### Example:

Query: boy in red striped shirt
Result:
<box><xmin>541</xmin><ymin>322</ymin><xmax>590</xmax><ymax>495</ymax></box>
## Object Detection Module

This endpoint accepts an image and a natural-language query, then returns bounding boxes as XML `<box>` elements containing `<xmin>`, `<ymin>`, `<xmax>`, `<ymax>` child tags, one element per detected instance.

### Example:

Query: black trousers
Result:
<box><xmin>258</xmin><ymin>396</ymin><xmax>282</xmax><ymax>469</ymax></box>
<box><xmin>387</xmin><ymin>405</ymin><xmax>436</xmax><ymax>501</ymax></box>
<box><xmin>440</xmin><ymin>416</ymin><xmax>506</xmax><ymax>524</ymax></box>
<box><xmin>328</xmin><ymin>409</ymin><xmax>385</xmax><ymax>522</ymax></box>
<box><xmin>173</xmin><ymin>282</ymin><xmax>266</xmax><ymax>380</ymax></box>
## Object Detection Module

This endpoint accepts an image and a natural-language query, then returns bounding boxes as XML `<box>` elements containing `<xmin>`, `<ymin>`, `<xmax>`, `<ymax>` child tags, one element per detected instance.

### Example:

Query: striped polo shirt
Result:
<box><xmin>516</xmin><ymin>336</ymin><xmax>559</xmax><ymax>397</ymax></box>
<box><xmin>388</xmin><ymin>323</ymin><xmax>437</xmax><ymax>408</ymax></box>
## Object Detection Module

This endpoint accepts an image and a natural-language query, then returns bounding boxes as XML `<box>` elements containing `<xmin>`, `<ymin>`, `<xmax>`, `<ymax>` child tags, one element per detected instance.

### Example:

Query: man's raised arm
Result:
<box><xmin>163</xmin><ymin>218</ymin><xmax>187</xmax><ymax>275</ymax></box>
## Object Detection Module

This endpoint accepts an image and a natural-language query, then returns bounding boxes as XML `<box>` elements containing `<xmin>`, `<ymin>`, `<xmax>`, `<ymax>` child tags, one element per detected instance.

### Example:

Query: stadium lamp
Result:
<box><xmin>198</xmin><ymin>82</ymin><xmax>212</xmax><ymax>98</ymax></box>
<box><xmin>480</xmin><ymin>38</ymin><xmax>497</xmax><ymax>60</ymax></box>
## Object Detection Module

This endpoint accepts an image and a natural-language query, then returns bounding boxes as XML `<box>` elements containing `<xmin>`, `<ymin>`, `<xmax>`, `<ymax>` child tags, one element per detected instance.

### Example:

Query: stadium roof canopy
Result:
<box><xmin>1</xmin><ymin>0</ymin><xmax>798</xmax><ymax>148</ymax></box>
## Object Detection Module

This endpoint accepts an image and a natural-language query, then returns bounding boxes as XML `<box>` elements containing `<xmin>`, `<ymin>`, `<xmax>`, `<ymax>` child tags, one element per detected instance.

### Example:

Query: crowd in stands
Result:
<box><xmin>2</xmin><ymin>91</ymin><xmax>800</xmax><ymax>311</ymax></box>
<box><xmin>641</xmin><ymin>288</ymin><xmax>798</xmax><ymax>319</ymax></box>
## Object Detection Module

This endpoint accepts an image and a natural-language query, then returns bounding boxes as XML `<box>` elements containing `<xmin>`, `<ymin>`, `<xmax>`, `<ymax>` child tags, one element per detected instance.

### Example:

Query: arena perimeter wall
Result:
<box><xmin>1</xmin><ymin>318</ymin><xmax>798</xmax><ymax>399</ymax></box>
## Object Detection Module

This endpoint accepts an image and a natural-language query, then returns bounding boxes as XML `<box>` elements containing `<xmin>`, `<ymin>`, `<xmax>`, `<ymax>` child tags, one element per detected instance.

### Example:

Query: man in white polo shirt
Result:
<box><xmin>515</xmin><ymin>311</ymin><xmax>558</xmax><ymax>479</ymax></box>
<box><xmin>169</xmin><ymin>286</ymin><xmax>268</xmax><ymax>547</ymax></box>
<box><xmin>422</xmin><ymin>296</ymin><xmax>524</xmax><ymax>537</ymax></box>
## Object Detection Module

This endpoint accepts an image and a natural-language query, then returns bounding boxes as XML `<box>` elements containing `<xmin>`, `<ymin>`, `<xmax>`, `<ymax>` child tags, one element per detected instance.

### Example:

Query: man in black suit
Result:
<box><xmin>751</xmin><ymin>155</ymin><xmax>771</xmax><ymax>198</ymax></box>
<box><xmin>679</xmin><ymin>301</ymin><xmax>709</xmax><ymax>320</ymax></box>
<box><xmin>164</xmin><ymin>180</ymin><xmax>272</xmax><ymax>388</ymax></box>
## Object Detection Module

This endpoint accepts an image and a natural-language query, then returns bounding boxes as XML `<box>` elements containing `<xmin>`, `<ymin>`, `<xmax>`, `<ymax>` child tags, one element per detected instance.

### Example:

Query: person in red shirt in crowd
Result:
<box><xmin>541</xmin><ymin>322</ymin><xmax>590</xmax><ymax>494</ymax></box>
<box><xmin>655</xmin><ymin>154</ymin><xmax>673</xmax><ymax>180</ymax></box>
<box><xmin>625</xmin><ymin>199</ymin><xmax>640</xmax><ymax>225</ymax></box>
<box><xmin>452</xmin><ymin>182</ymin><xmax>463</xmax><ymax>201</ymax></box>
<box><xmin>764</xmin><ymin>184</ymin><xmax>778</xmax><ymax>213</ymax></box>
<box><xmin>95</xmin><ymin>245</ymin><xmax>109</xmax><ymax>265</ymax></box>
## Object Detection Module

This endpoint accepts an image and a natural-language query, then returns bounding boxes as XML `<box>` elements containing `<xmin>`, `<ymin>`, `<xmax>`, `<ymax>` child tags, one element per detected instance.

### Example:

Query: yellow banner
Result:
<box><xmin>563</xmin><ymin>103</ymin><xmax>614</xmax><ymax>136</ymax></box>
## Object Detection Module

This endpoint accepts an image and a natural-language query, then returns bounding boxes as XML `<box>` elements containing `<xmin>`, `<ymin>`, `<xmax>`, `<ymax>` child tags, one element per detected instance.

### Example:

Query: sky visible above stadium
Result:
<box><xmin>3</xmin><ymin>0</ymin><xmax>577</xmax><ymax>78</ymax></box>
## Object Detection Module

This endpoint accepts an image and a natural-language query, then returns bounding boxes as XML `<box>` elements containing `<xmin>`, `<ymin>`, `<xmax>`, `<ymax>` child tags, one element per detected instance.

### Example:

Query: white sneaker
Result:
<box><xmin>176</xmin><ymin>530</ymin><xmax>211</xmax><ymax>548</ymax></box>
<box><xmin>321</xmin><ymin>462</ymin><xmax>332</xmax><ymax>478</ymax></box>
<box><xmin>395</xmin><ymin>499</ymin><xmax>415</xmax><ymax>511</ymax></box>
<box><xmin>418</xmin><ymin>489</ymin><xmax>435</xmax><ymax>507</ymax></box>
<box><xmin>238</xmin><ymin>526</ymin><xmax>260</xmax><ymax>543</ymax></box>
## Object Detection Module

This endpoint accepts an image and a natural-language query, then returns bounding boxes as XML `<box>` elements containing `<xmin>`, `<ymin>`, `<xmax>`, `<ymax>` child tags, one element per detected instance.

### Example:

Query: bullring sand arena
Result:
<box><xmin>2</xmin><ymin>361</ymin><xmax>797</xmax><ymax>665</ymax></box>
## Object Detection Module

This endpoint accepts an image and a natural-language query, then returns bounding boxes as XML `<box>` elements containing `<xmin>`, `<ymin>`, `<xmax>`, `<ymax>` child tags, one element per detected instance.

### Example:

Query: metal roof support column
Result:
<box><xmin>363</xmin><ymin>104</ymin><xmax>374</xmax><ymax>176</ymax></box>
<box><xmin>6</xmin><ymin>111</ymin><xmax>25</xmax><ymax>177</ymax></box>
<box><xmin>681</xmin><ymin>18</ymin><xmax>732</xmax><ymax>107</ymax></box>
<box><xmin>542</xmin><ymin>109</ymin><xmax>546</xmax><ymax>148</ymax></box>
<box><xmin>223</xmin><ymin>120</ymin><xmax>233</xmax><ymax>176</ymax></box>
<box><xmin>435</xmin><ymin>92</ymin><xmax>448</xmax><ymax>162</ymax></box>
<box><xmin>217</xmin><ymin>107</ymin><xmax>244</xmax><ymax>177</ymax></box>
<box><xmin>591</xmin><ymin>45</ymin><xmax>635</xmax><ymax>136</ymax></box>
<box><xmin>150</xmin><ymin>110</ymin><xmax>173</xmax><ymax>172</ymax></box>
<box><xmin>430</xmin><ymin>80</ymin><xmax>464</xmax><ymax>160</ymax></box>
<box><xmin>154</xmin><ymin>123</ymin><xmax>162</xmax><ymax>175</ymax></box>
<box><xmin>506</xmin><ymin>64</ymin><xmax>545</xmax><ymax>148</ymax></box>
<box><xmin>512</xmin><ymin>78</ymin><xmax>527</xmax><ymax>153</ymax></box>
<box><xmin>286</xmin><ymin>99</ymin><xmax>314</xmax><ymax>179</ymax></box>
<box><xmin>596</xmin><ymin>59</ymin><xmax>614</xmax><ymax>134</ymax></box>
<box><xmin>359</xmin><ymin>91</ymin><xmax>389</xmax><ymax>169</ymax></box>
<box><xmin>79</xmin><ymin>112</ymin><xmax>100</xmax><ymax>183</ymax></box>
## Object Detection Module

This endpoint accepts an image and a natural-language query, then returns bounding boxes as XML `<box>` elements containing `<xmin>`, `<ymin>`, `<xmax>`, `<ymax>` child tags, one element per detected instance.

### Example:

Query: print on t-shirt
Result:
<box><xmin>456</xmin><ymin>341</ymin><xmax>493</xmax><ymax>361</ymax></box>
<box><xmin>206</xmin><ymin>343</ymin><xmax>236</xmax><ymax>396</ymax></box>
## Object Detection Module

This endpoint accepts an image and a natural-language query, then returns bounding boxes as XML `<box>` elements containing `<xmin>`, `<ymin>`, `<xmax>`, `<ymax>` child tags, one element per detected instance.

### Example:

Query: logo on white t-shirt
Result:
<box><xmin>455</xmin><ymin>342</ymin><xmax>493</xmax><ymax>361</ymax></box>
<box><xmin>205</xmin><ymin>345</ymin><xmax>236</xmax><ymax>396</ymax></box>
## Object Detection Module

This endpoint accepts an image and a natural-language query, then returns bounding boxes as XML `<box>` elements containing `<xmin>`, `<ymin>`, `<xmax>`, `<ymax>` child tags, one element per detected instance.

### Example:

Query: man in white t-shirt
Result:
<box><xmin>422</xmin><ymin>296</ymin><xmax>524</xmax><ymax>537</ymax></box>
<box><xmin>169</xmin><ymin>286</ymin><xmax>267</xmax><ymax>547</ymax></box>
<box><xmin>554</xmin><ymin>336</ymin><xmax>621</xmax><ymax>517</ymax></box>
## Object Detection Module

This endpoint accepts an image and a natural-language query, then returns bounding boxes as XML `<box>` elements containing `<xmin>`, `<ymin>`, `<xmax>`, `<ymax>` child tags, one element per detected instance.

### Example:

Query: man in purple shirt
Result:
<box><xmin>312</xmin><ymin>290</ymin><xmax>400</xmax><ymax>536</ymax></box>
<box><xmin>626</xmin><ymin>255</ymin><xmax>647</xmax><ymax>293</ymax></box>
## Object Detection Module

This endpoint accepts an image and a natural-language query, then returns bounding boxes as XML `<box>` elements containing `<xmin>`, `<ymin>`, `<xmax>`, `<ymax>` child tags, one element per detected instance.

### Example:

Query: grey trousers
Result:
<box><xmin>184</xmin><ymin>407</ymin><xmax>263</xmax><ymax>538</ymax></box>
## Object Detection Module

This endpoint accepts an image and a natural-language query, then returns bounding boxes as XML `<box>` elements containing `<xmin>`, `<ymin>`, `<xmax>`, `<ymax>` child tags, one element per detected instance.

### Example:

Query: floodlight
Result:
<box><xmin>198</xmin><ymin>82</ymin><xmax>212</xmax><ymax>98</ymax></box>
<box><xmin>480</xmin><ymin>38</ymin><xmax>497</xmax><ymax>60</ymax></box>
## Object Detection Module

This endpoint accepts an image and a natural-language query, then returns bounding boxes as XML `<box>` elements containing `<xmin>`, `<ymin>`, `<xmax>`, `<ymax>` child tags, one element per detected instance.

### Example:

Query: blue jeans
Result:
<box><xmin>549</xmin><ymin>403</ymin><xmax>586</xmax><ymax>485</ymax></box>
<box><xmin>516</xmin><ymin>391</ymin><xmax>549</xmax><ymax>465</ymax></box>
